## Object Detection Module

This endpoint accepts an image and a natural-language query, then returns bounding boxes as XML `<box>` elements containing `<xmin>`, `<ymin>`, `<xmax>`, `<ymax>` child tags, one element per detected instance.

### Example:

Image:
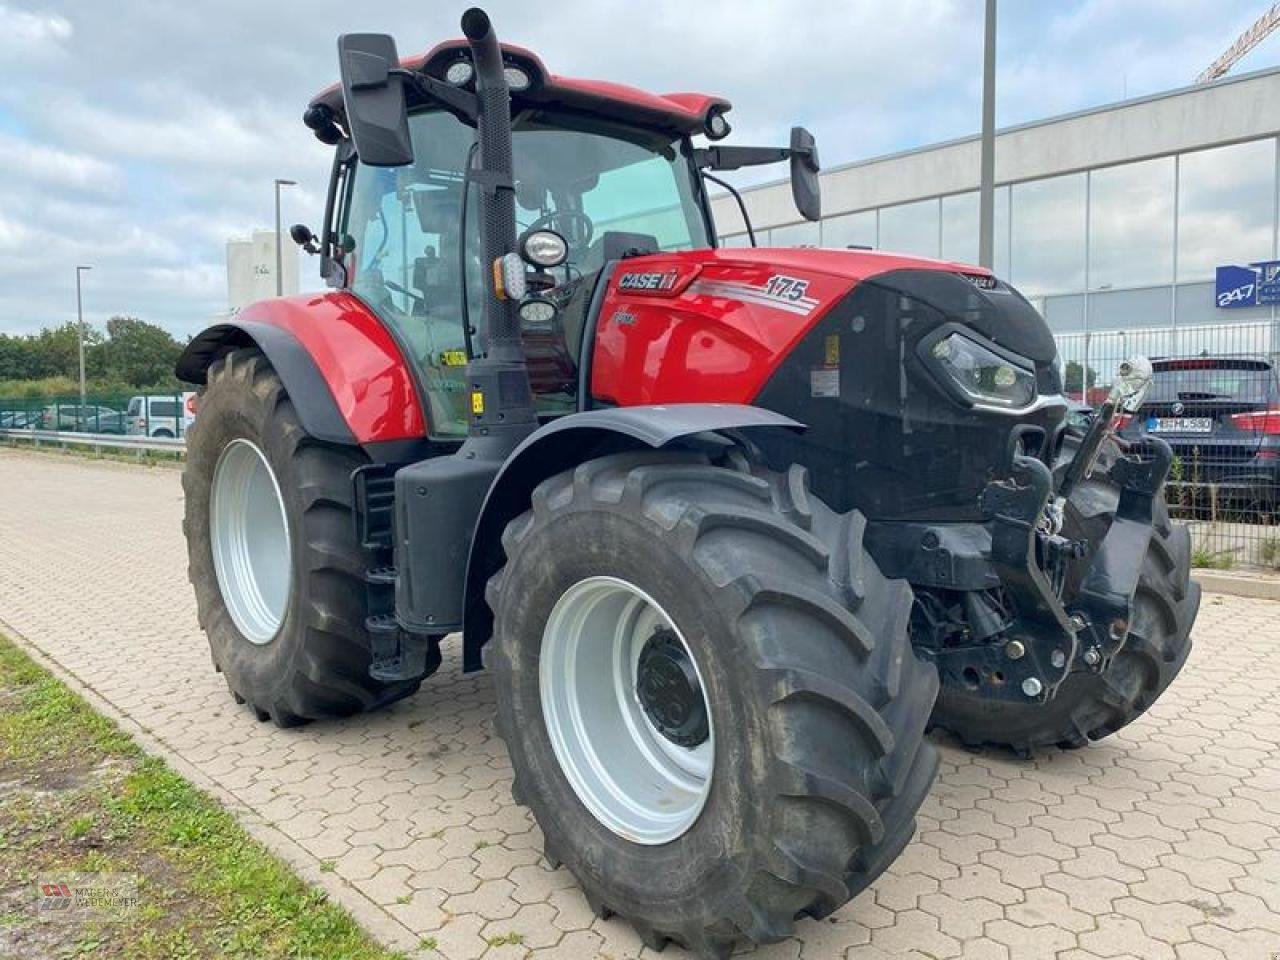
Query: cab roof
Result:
<box><xmin>309</xmin><ymin>39</ymin><xmax>730</xmax><ymax>138</ymax></box>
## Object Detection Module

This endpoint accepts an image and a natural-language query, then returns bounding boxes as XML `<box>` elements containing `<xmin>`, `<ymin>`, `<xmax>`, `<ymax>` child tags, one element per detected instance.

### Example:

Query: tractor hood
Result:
<box><xmin>589</xmin><ymin>246</ymin><xmax>1059</xmax><ymax>410</ymax></box>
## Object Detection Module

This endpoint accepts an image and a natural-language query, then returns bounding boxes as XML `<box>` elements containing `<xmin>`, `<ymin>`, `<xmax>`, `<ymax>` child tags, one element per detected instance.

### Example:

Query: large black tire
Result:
<box><xmin>486</xmin><ymin>450</ymin><xmax>939</xmax><ymax>958</ymax></box>
<box><xmin>929</xmin><ymin>473</ymin><xmax>1200</xmax><ymax>753</ymax></box>
<box><xmin>182</xmin><ymin>347</ymin><xmax>421</xmax><ymax>726</ymax></box>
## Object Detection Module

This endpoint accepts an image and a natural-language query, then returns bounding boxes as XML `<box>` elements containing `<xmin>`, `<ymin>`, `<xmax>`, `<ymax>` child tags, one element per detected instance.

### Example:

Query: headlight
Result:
<box><xmin>931</xmin><ymin>333</ymin><xmax>1036</xmax><ymax>408</ymax></box>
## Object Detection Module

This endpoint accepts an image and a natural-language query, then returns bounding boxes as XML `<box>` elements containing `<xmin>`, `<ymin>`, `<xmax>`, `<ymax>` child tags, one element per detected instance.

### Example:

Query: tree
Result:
<box><xmin>1064</xmin><ymin>360</ymin><xmax>1099</xmax><ymax>397</ymax></box>
<box><xmin>100</xmin><ymin>316</ymin><xmax>183</xmax><ymax>388</ymax></box>
<box><xmin>0</xmin><ymin>334</ymin><xmax>40</xmax><ymax>381</ymax></box>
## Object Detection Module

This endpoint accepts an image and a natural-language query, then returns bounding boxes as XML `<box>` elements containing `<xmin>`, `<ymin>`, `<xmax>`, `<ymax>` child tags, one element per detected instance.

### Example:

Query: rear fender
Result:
<box><xmin>460</xmin><ymin>404</ymin><xmax>803</xmax><ymax>671</ymax></box>
<box><xmin>175</xmin><ymin>292</ymin><xmax>427</xmax><ymax>447</ymax></box>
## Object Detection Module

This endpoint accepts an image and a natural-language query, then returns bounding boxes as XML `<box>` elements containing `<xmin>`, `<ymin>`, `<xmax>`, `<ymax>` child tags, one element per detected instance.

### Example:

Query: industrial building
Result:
<box><xmin>710</xmin><ymin>65</ymin><xmax>1280</xmax><ymax>368</ymax></box>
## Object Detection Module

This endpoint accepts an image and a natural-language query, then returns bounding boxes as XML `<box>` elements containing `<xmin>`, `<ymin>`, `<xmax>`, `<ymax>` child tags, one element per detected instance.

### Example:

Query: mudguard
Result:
<box><xmin>459</xmin><ymin>404</ymin><xmax>803</xmax><ymax>671</ymax></box>
<box><xmin>175</xmin><ymin>292</ymin><xmax>427</xmax><ymax>446</ymax></box>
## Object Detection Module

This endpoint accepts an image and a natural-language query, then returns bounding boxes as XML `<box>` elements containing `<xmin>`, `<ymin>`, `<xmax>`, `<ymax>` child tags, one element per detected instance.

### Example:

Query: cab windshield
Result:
<box><xmin>343</xmin><ymin>108</ymin><xmax>710</xmax><ymax>436</ymax></box>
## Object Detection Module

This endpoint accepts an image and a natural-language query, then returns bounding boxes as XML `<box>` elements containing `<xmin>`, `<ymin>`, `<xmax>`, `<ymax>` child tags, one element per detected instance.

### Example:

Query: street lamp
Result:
<box><xmin>273</xmin><ymin>178</ymin><xmax>297</xmax><ymax>296</ymax></box>
<box><xmin>75</xmin><ymin>265</ymin><xmax>92</xmax><ymax>412</ymax></box>
<box><xmin>977</xmin><ymin>0</ymin><xmax>997</xmax><ymax>269</ymax></box>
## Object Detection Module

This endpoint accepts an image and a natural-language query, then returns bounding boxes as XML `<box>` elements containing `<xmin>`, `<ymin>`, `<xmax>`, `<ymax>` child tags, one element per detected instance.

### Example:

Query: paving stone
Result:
<box><xmin>2</xmin><ymin>448</ymin><xmax>1279</xmax><ymax>960</ymax></box>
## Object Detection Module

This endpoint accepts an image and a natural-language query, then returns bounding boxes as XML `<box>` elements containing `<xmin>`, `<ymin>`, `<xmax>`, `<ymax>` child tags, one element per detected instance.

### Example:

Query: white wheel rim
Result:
<box><xmin>210</xmin><ymin>438</ymin><xmax>292</xmax><ymax>644</ymax></box>
<box><xmin>540</xmin><ymin>576</ymin><xmax>714</xmax><ymax>845</ymax></box>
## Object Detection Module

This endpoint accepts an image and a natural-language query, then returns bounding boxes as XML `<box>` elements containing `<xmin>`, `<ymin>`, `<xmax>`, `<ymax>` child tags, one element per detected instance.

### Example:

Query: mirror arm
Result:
<box><xmin>395</xmin><ymin>69</ymin><xmax>480</xmax><ymax>123</ymax></box>
<box><xmin>694</xmin><ymin>145</ymin><xmax>791</xmax><ymax>171</ymax></box>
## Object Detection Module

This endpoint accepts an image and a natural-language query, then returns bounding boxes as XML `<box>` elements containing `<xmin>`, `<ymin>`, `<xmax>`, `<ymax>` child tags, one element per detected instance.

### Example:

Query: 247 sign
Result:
<box><xmin>1215</xmin><ymin>260</ymin><xmax>1280</xmax><ymax>309</ymax></box>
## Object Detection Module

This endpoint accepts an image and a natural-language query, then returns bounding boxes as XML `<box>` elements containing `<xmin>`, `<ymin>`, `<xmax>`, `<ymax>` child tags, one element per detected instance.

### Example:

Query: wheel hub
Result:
<box><xmin>539</xmin><ymin>576</ymin><xmax>714</xmax><ymax>845</ymax></box>
<box><xmin>636</xmin><ymin>628</ymin><xmax>709</xmax><ymax>748</ymax></box>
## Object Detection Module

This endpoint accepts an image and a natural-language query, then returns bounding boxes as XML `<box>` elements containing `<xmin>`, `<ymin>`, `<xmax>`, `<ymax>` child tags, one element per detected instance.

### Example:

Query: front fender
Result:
<box><xmin>459</xmin><ymin>403</ymin><xmax>803</xmax><ymax>671</ymax></box>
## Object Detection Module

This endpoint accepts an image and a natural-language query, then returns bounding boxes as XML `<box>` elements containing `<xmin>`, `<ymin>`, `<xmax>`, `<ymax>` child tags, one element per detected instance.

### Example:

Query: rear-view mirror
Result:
<box><xmin>337</xmin><ymin>33</ymin><xmax>413</xmax><ymax>167</ymax></box>
<box><xmin>789</xmin><ymin>126</ymin><xmax>821</xmax><ymax>222</ymax></box>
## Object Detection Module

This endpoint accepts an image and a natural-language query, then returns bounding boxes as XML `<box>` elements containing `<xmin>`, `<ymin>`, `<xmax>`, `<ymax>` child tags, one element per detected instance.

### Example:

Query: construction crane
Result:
<box><xmin>1197</xmin><ymin>2</ymin><xmax>1280</xmax><ymax>83</ymax></box>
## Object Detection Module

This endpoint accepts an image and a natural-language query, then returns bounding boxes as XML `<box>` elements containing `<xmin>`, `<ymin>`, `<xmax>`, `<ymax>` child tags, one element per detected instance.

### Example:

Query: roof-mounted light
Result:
<box><xmin>503</xmin><ymin>65</ymin><xmax>532</xmax><ymax>92</ymax></box>
<box><xmin>445</xmin><ymin>59</ymin><xmax>475</xmax><ymax>85</ymax></box>
<box><xmin>705</xmin><ymin>105</ymin><xmax>731</xmax><ymax>140</ymax></box>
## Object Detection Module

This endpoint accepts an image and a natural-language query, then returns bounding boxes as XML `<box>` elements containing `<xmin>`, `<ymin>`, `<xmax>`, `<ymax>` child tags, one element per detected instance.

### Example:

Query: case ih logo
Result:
<box><xmin>617</xmin><ymin>270</ymin><xmax>680</xmax><ymax>293</ymax></box>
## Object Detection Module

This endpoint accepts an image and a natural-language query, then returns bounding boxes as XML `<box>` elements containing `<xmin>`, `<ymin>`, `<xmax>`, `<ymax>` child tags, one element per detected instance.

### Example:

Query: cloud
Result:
<box><xmin>0</xmin><ymin>5</ymin><xmax>71</xmax><ymax>61</ymax></box>
<box><xmin>0</xmin><ymin>132</ymin><xmax>120</xmax><ymax>193</ymax></box>
<box><xmin>0</xmin><ymin>0</ymin><xmax>1277</xmax><ymax>340</ymax></box>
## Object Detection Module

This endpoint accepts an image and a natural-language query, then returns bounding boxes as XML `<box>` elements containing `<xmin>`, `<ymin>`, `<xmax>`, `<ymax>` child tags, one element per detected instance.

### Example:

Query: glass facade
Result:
<box><xmin>722</xmin><ymin>134</ymin><xmax>1280</xmax><ymax>338</ymax></box>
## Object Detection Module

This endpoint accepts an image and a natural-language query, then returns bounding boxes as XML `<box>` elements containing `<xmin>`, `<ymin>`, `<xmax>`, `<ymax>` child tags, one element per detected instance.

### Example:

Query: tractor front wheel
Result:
<box><xmin>182</xmin><ymin>347</ymin><xmax>423</xmax><ymax>725</ymax></box>
<box><xmin>486</xmin><ymin>451</ymin><xmax>939</xmax><ymax>957</ymax></box>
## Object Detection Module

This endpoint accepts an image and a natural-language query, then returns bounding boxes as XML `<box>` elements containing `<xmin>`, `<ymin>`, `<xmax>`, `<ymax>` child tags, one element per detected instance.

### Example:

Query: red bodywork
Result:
<box><xmin>590</xmin><ymin>249</ymin><xmax>986</xmax><ymax>406</ymax></box>
<box><xmin>236</xmin><ymin>250</ymin><xmax>983</xmax><ymax>444</ymax></box>
<box><xmin>236</xmin><ymin>292</ymin><xmax>426</xmax><ymax>442</ymax></box>
<box><xmin>309</xmin><ymin>40</ymin><xmax>729</xmax><ymax>137</ymax></box>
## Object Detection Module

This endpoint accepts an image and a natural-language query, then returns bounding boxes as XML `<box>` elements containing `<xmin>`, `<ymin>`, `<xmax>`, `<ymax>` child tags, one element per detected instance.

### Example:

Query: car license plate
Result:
<box><xmin>1147</xmin><ymin>417</ymin><xmax>1213</xmax><ymax>433</ymax></box>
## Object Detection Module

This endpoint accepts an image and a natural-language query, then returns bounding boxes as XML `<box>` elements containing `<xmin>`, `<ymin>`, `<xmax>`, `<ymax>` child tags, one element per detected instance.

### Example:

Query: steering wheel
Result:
<box><xmin>529</xmin><ymin>210</ymin><xmax>594</xmax><ymax>249</ymax></box>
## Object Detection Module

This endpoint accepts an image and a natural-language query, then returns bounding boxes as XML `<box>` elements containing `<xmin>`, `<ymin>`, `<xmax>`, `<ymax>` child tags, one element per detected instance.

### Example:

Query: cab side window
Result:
<box><xmin>344</xmin><ymin>111</ymin><xmax>480</xmax><ymax>437</ymax></box>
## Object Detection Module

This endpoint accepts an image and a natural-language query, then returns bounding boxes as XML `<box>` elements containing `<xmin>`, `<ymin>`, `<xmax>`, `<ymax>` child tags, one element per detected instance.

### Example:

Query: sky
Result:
<box><xmin>1</xmin><ymin>0</ymin><xmax>1278</xmax><ymax>340</ymax></box>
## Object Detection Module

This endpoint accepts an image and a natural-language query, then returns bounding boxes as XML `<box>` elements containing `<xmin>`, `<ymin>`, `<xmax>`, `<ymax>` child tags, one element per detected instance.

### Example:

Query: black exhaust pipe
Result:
<box><xmin>460</xmin><ymin>7</ymin><xmax>536</xmax><ymax>441</ymax></box>
<box><xmin>390</xmin><ymin>10</ymin><xmax>537</xmax><ymax>637</ymax></box>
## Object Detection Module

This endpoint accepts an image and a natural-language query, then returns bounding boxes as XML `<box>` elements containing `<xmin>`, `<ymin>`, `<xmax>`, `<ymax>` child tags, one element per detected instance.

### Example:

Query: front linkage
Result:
<box><xmin>912</xmin><ymin>357</ymin><xmax>1177</xmax><ymax>708</ymax></box>
<box><xmin>957</xmin><ymin>431</ymin><xmax>1172</xmax><ymax>704</ymax></box>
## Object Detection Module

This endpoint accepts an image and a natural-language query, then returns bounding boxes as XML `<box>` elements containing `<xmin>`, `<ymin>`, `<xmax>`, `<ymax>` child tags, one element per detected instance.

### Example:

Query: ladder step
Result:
<box><xmin>366</xmin><ymin>566</ymin><xmax>397</xmax><ymax>586</ymax></box>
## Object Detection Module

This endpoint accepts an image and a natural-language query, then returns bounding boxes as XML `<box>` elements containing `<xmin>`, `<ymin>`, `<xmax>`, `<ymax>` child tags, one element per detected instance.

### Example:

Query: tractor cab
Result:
<box><xmin>302</xmin><ymin>35</ymin><xmax>818</xmax><ymax>438</ymax></box>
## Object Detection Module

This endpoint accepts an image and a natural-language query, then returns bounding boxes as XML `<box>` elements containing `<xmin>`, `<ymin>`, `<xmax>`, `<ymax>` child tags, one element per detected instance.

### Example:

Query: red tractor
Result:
<box><xmin>177</xmin><ymin>10</ymin><xmax>1198</xmax><ymax>956</ymax></box>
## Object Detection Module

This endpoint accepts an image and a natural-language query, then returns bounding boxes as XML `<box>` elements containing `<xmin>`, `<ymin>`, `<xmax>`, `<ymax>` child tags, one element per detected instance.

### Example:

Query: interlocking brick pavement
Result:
<box><xmin>1</xmin><ymin>448</ymin><xmax>1278</xmax><ymax>960</ymax></box>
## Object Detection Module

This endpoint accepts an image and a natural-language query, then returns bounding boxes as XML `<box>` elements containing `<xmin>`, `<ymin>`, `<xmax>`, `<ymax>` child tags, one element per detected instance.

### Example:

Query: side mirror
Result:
<box><xmin>337</xmin><ymin>33</ymin><xmax>413</xmax><ymax>167</ymax></box>
<box><xmin>789</xmin><ymin>126</ymin><xmax>821</xmax><ymax>222</ymax></box>
<box><xmin>290</xmin><ymin>223</ymin><xmax>319</xmax><ymax>254</ymax></box>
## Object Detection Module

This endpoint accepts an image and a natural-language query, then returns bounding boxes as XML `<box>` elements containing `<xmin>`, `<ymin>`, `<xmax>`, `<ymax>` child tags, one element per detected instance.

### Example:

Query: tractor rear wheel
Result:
<box><xmin>486</xmin><ymin>451</ymin><xmax>939</xmax><ymax>957</ymax></box>
<box><xmin>928</xmin><ymin>479</ymin><xmax>1199</xmax><ymax>753</ymax></box>
<box><xmin>182</xmin><ymin>347</ymin><xmax>422</xmax><ymax>725</ymax></box>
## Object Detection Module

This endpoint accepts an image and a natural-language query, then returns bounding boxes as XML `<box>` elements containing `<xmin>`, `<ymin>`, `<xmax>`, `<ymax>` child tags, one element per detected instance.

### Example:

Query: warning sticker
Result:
<box><xmin>810</xmin><ymin>368</ymin><xmax>840</xmax><ymax>398</ymax></box>
<box><xmin>824</xmin><ymin>334</ymin><xmax>840</xmax><ymax>366</ymax></box>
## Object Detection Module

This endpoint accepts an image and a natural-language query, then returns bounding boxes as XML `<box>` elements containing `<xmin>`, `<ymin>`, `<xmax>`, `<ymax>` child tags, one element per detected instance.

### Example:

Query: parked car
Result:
<box><xmin>39</xmin><ymin>404</ymin><xmax>128</xmax><ymax>434</ymax></box>
<box><xmin>0</xmin><ymin>410</ymin><xmax>40</xmax><ymax>430</ymax></box>
<box><xmin>127</xmin><ymin>395</ymin><xmax>183</xmax><ymax>438</ymax></box>
<box><xmin>1117</xmin><ymin>355</ymin><xmax>1280</xmax><ymax>507</ymax></box>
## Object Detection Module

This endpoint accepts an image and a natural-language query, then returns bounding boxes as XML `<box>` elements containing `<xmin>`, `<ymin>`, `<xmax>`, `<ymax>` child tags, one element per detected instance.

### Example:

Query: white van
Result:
<box><xmin>127</xmin><ymin>395</ymin><xmax>183</xmax><ymax>438</ymax></box>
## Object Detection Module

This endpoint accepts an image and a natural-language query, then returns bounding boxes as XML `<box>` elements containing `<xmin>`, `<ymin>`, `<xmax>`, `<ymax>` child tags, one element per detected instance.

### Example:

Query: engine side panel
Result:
<box><xmin>589</xmin><ymin>248</ymin><xmax>978</xmax><ymax>407</ymax></box>
<box><xmin>232</xmin><ymin>292</ymin><xmax>427</xmax><ymax>443</ymax></box>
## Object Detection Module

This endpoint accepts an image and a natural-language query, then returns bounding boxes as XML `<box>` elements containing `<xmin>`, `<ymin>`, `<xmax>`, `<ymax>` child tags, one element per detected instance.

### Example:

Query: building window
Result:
<box><xmin>940</xmin><ymin>192</ymin><xmax>977</xmax><ymax>266</ymax></box>
<box><xmin>1010</xmin><ymin>172</ymin><xmax>1086</xmax><ymax>297</ymax></box>
<box><xmin>822</xmin><ymin>209</ymin><xmax>877</xmax><ymax>249</ymax></box>
<box><xmin>879</xmin><ymin>198</ymin><xmax>939</xmax><ymax>258</ymax></box>
<box><xmin>1177</xmin><ymin>138</ymin><xmax>1276</xmax><ymax>283</ymax></box>
<box><xmin>1089</xmin><ymin>156</ymin><xmax>1175</xmax><ymax>291</ymax></box>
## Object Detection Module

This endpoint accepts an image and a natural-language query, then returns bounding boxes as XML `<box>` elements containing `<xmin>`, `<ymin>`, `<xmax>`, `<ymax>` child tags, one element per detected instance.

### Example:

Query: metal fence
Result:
<box><xmin>1057</xmin><ymin>321</ymin><xmax>1279</xmax><ymax>572</ymax></box>
<box><xmin>0</xmin><ymin>392</ymin><xmax>193</xmax><ymax>440</ymax></box>
<box><xmin>2</xmin><ymin>334</ymin><xmax>1277</xmax><ymax>571</ymax></box>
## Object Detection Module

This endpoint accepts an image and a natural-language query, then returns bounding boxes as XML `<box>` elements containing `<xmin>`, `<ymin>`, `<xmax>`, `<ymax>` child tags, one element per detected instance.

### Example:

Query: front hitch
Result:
<box><xmin>928</xmin><ymin>415</ymin><xmax>1171</xmax><ymax>708</ymax></box>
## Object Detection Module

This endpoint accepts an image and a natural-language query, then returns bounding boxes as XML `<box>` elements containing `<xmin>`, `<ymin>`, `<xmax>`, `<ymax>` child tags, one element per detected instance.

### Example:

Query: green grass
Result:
<box><xmin>1191</xmin><ymin>546</ymin><xmax>1236</xmax><ymax>570</ymax></box>
<box><xmin>1259</xmin><ymin>536</ymin><xmax>1280</xmax><ymax>570</ymax></box>
<box><xmin>0</xmin><ymin>635</ymin><xmax>406</xmax><ymax>960</ymax></box>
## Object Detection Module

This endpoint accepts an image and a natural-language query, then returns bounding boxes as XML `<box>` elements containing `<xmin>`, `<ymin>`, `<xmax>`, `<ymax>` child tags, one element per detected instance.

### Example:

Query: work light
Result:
<box><xmin>445</xmin><ymin>59</ymin><xmax>475</xmax><ymax>85</ymax></box>
<box><xmin>518</xmin><ymin>229</ymin><xmax>569</xmax><ymax>268</ymax></box>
